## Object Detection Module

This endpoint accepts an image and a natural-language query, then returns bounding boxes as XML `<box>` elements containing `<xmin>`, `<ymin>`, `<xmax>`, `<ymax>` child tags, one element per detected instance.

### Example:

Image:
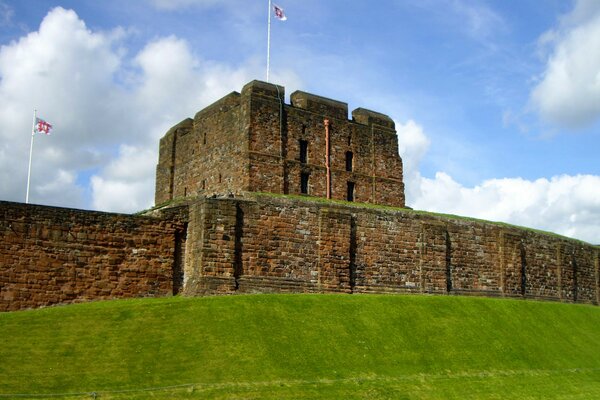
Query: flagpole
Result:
<box><xmin>26</xmin><ymin>109</ymin><xmax>36</xmax><ymax>204</ymax></box>
<box><xmin>266</xmin><ymin>0</ymin><xmax>272</xmax><ymax>82</ymax></box>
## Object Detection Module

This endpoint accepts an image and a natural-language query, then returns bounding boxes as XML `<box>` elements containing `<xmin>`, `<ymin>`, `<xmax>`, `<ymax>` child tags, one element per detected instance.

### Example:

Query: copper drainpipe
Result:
<box><xmin>324</xmin><ymin>119</ymin><xmax>331</xmax><ymax>199</ymax></box>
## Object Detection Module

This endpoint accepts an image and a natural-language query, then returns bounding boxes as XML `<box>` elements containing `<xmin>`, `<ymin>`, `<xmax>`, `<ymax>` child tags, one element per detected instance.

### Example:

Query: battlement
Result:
<box><xmin>240</xmin><ymin>80</ymin><xmax>396</xmax><ymax>127</ymax></box>
<box><xmin>194</xmin><ymin>91</ymin><xmax>241</xmax><ymax>120</ymax></box>
<box><xmin>241</xmin><ymin>80</ymin><xmax>285</xmax><ymax>101</ymax></box>
<box><xmin>352</xmin><ymin>108</ymin><xmax>395</xmax><ymax>130</ymax></box>
<box><xmin>155</xmin><ymin>80</ymin><xmax>405</xmax><ymax>207</ymax></box>
<box><xmin>290</xmin><ymin>90</ymin><xmax>349</xmax><ymax>121</ymax></box>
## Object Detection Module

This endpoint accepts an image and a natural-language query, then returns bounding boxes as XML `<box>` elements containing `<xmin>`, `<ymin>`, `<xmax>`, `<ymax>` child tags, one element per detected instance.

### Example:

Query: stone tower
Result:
<box><xmin>156</xmin><ymin>80</ymin><xmax>405</xmax><ymax>208</ymax></box>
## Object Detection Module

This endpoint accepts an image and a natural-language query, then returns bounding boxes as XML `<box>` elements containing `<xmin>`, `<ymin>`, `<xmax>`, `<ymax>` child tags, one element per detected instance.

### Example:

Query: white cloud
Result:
<box><xmin>397</xmin><ymin>121</ymin><xmax>600</xmax><ymax>244</ymax></box>
<box><xmin>530</xmin><ymin>0</ymin><xmax>600</xmax><ymax>128</ymax></box>
<box><xmin>0</xmin><ymin>7</ymin><xmax>300</xmax><ymax>211</ymax></box>
<box><xmin>2</xmin><ymin>6</ymin><xmax>597</xmax><ymax>244</ymax></box>
<box><xmin>87</xmin><ymin>35</ymin><xmax>300</xmax><ymax>212</ymax></box>
<box><xmin>130</xmin><ymin>35</ymin><xmax>266</xmax><ymax>131</ymax></box>
<box><xmin>412</xmin><ymin>172</ymin><xmax>600</xmax><ymax>243</ymax></box>
<box><xmin>561</xmin><ymin>0</ymin><xmax>600</xmax><ymax>26</ymax></box>
<box><xmin>91</xmin><ymin>177</ymin><xmax>154</xmax><ymax>214</ymax></box>
<box><xmin>0</xmin><ymin>7</ymin><xmax>124</xmax><ymax>207</ymax></box>
<box><xmin>396</xmin><ymin>119</ymin><xmax>430</xmax><ymax>203</ymax></box>
<box><xmin>91</xmin><ymin>145</ymin><xmax>156</xmax><ymax>213</ymax></box>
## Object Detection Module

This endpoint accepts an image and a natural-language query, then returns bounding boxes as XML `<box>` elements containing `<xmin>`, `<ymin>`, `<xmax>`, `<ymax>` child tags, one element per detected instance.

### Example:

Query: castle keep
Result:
<box><xmin>1</xmin><ymin>80</ymin><xmax>598</xmax><ymax>311</ymax></box>
<box><xmin>155</xmin><ymin>80</ymin><xmax>405</xmax><ymax>208</ymax></box>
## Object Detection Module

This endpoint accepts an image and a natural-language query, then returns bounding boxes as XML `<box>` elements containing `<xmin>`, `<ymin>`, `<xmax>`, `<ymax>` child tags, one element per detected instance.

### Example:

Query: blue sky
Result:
<box><xmin>0</xmin><ymin>0</ymin><xmax>598</xmax><ymax>242</ymax></box>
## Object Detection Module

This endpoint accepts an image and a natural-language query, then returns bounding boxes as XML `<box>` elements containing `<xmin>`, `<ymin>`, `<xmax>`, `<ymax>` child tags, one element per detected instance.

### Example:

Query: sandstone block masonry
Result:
<box><xmin>162</xmin><ymin>194</ymin><xmax>599</xmax><ymax>305</ymax></box>
<box><xmin>0</xmin><ymin>201</ymin><xmax>184</xmax><ymax>311</ymax></box>
<box><xmin>1</xmin><ymin>195</ymin><xmax>598</xmax><ymax>311</ymax></box>
<box><xmin>2</xmin><ymin>79</ymin><xmax>598</xmax><ymax>312</ymax></box>
<box><xmin>156</xmin><ymin>80</ymin><xmax>405</xmax><ymax>208</ymax></box>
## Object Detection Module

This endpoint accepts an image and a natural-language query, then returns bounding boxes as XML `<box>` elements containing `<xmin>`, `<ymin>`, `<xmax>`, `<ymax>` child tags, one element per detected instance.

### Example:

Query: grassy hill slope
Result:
<box><xmin>1</xmin><ymin>294</ymin><xmax>600</xmax><ymax>399</ymax></box>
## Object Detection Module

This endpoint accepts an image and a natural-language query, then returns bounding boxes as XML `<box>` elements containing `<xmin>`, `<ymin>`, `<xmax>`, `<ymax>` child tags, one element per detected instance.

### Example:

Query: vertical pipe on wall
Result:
<box><xmin>275</xmin><ymin>85</ymin><xmax>289</xmax><ymax>194</ymax></box>
<box><xmin>371</xmin><ymin>125</ymin><xmax>376</xmax><ymax>203</ymax></box>
<box><xmin>169</xmin><ymin>131</ymin><xmax>177</xmax><ymax>200</ymax></box>
<box><xmin>324</xmin><ymin>119</ymin><xmax>331</xmax><ymax>199</ymax></box>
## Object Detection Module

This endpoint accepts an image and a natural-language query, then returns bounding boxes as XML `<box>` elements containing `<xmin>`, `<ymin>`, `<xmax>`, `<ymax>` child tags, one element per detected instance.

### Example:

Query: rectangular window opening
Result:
<box><xmin>299</xmin><ymin>140</ymin><xmax>308</xmax><ymax>164</ymax></box>
<box><xmin>347</xmin><ymin>181</ymin><xmax>355</xmax><ymax>202</ymax></box>
<box><xmin>301</xmin><ymin>172</ymin><xmax>309</xmax><ymax>194</ymax></box>
<box><xmin>345</xmin><ymin>151</ymin><xmax>353</xmax><ymax>172</ymax></box>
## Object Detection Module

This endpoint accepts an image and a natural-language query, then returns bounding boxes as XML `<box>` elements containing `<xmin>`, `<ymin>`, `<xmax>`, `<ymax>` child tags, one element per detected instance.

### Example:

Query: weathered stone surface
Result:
<box><xmin>155</xmin><ymin>80</ymin><xmax>405</xmax><ymax>208</ymax></box>
<box><xmin>175</xmin><ymin>195</ymin><xmax>599</xmax><ymax>305</ymax></box>
<box><xmin>2</xmin><ymin>195</ymin><xmax>597</xmax><ymax>312</ymax></box>
<box><xmin>2</xmin><ymin>80</ymin><xmax>598</xmax><ymax>312</ymax></box>
<box><xmin>0</xmin><ymin>201</ymin><xmax>182</xmax><ymax>311</ymax></box>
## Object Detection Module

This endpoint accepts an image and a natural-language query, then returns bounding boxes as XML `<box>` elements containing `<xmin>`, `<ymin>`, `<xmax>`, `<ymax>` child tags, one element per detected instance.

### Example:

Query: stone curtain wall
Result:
<box><xmin>1</xmin><ymin>196</ymin><xmax>598</xmax><ymax>312</ymax></box>
<box><xmin>0</xmin><ymin>201</ymin><xmax>180</xmax><ymax>311</ymax></box>
<box><xmin>181</xmin><ymin>195</ymin><xmax>599</xmax><ymax>304</ymax></box>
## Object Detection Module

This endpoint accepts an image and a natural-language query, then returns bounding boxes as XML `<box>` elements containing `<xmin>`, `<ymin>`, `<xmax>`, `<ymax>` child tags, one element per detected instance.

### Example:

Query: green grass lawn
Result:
<box><xmin>1</xmin><ymin>294</ymin><xmax>600</xmax><ymax>399</ymax></box>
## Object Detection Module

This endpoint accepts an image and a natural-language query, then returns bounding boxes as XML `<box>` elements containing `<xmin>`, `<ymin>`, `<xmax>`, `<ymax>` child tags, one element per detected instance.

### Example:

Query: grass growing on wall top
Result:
<box><xmin>1</xmin><ymin>294</ymin><xmax>600</xmax><ymax>399</ymax></box>
<box><xmin>253</xmin><ymin>192</ymin><xmax>595</xmax><ymax>245</ymax></box>
<box><xmin>135</xmin><ymin>192</ymin><xmax>595</xmax><ymax>245</ymax></box>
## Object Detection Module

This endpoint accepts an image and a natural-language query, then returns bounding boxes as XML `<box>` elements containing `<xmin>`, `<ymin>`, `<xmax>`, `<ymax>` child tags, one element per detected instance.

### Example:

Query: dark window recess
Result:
<box><xmin>348</xmin><ymin>135</ymin><xmax>352</xmax><ymax>146</ymax></box>
<box><xmin>203</xmin><ymin>132</ymin><xmax>207</xmax><ymax>145</ymax></box>
<box><xmin>345</xmin><ymin>151</ymin><xmax>353</xmax><ymax>172</ymax></box>
<box><xmin>347</xmin><ymin>181</ymin><xmax>355</xmax><ymax>202</ymax></box>
<box><xmin>299</xmin><ymin>140</ymin><xmax>308</xmax><ymax>163</ymax></box>
<box><xmin>201</xmin><ymin>180</ymin><xmax>206</xmax><ymax>190</ymax></box>
<box><xmin>219</xmin><ymin>173</ymin><xmax>222</xmax><ymax>183</ymax></box>
<box><xmin>173</xmin><ymin>223</ymin><xmax>187</xmax><ymax>295</ymax></box>
<box><xmin>301</xmin><ymin>172</ymin><xmax>309</xmax><ymax>194</ymax></box>
<box><xmin>184</xmin><ymin>187</ymin><xmax>188</xmax><ymax>196</ymax></box>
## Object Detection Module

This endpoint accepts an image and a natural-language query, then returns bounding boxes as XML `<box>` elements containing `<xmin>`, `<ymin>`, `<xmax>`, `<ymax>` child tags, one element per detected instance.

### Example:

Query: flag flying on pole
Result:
<box><xmin>34</xmin><ymin>117</ymin><xmax>52</xmax><ymax>135</ymax></box>
<box><xmin>273</xmin><ymin>4</ymin><xmax>287</xmax><ymax>21</ymax></box>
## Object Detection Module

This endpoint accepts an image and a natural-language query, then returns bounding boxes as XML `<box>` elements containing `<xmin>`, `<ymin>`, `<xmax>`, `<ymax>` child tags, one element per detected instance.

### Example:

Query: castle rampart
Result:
<box><xmin>0</xmin><ymin>201</ymin><xmax>184</xmax><ymax>311</ymax></box>
<box><xmin>172</xmin><ymin>194</ymin><xmax>599</xmax><ymax>303</ymax></box>
<box><xmin>1</xmin><ymin>195</ymin><xmax>598</xmax><ymax>311</ymax></box>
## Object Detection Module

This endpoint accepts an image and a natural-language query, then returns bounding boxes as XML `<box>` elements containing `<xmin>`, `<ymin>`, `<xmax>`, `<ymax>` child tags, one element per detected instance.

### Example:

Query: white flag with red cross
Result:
<box><xmin>273</xmin><ymin>4</ymin><xmax>287</xmax><ymax>21</ymax></box>
<box><xmin>34</xmin><ymin>117</ymin><xmax>52</xmax><ymax>135</ymax></box>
